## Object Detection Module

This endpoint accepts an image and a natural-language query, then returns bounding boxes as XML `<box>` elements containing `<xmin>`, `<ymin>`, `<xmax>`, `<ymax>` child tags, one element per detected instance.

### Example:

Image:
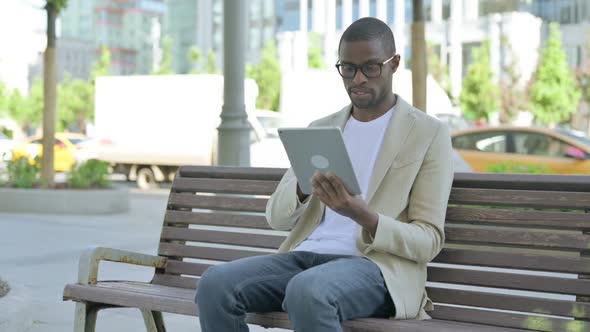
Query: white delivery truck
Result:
<box><xmin>93</xmin><ymin>74</ymin><xmax>263</xmax><ymax>189</ymax></box>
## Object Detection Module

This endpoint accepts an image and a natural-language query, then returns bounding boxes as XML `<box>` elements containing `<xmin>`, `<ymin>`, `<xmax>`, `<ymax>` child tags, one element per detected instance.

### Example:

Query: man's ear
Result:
<box><xmin>391</xmin><ymin>54</ymin><xmax>401</xmax><ymax>73</ymax></box>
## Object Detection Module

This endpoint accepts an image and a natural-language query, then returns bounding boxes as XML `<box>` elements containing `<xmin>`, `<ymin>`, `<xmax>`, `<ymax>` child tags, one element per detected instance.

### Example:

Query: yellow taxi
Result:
<box><xmin>11</xmin><ymin>133</ymin><xmax>89</xmax><ymax>172</ymax></box>
<box><xmin>451</xmin><ymin>126</ymin><xmax>590</xmax><ymax>174</ymax></box>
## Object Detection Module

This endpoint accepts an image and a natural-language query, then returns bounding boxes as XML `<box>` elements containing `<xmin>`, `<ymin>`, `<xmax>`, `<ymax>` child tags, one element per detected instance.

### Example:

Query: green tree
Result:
<box><xmin>57</xmin><ymin>75</ymin><xmax>92</xmax><ymax>133</ymax></box>
<box><xmin>499</xmin><ymin>36</ymin><xmax>528</xmax><ymax>124</ymax></box>
<box><xmin>7</xmin><ymin>79</ymin><xmax>43</xmax><ymax>135</ymax></box>
<box><xmin>153</xmin><ymin>36</ymin><xmax>174</xmax><ymax>75</ymax></box>
<box><xmin>460</xmin><ymin>40</ymin><xmax>500</xmax><ymax>122</ymax></box>
<box><xmin>529</xmin><ymin>23</ymin><xmax>581</xmax><ymax>126</ymax></box>
<box><xmin>0</xmin><ymin>83</ymin><xmax>8</xmax><ymax>117</ymax></box>
<box><xmin>188</xmin><ymin>47</ymin><xmax>219</xmax><ymax>74</ymax></box>
<box><xmin>427</xmin><ymin>43</ymin><xmax>453</xmax><ymax>103</ymax></box>
<box><xmin>91</xmin><ymin>47</ymin><xmax>111</xmax><ymax>82</ymax></box>
<box><xmin>308</xmin><ymin>32</ymin><xmax>326</xmax><ymax>69</ymax></box>
<box><xmin>246</xmin><ymin>42</ymin><xmax>281</xmax><ymax>112</ymax></box>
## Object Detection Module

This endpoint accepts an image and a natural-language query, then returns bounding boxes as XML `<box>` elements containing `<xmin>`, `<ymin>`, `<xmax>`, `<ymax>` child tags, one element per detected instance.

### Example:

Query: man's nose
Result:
<box><xmin>352</xmin><ymin>69</ymin><xmax>368</xmax><ymax>84</ymax></box>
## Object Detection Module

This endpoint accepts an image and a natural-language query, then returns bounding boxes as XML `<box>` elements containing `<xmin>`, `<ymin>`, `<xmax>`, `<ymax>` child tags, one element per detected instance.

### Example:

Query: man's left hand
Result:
<box><xmin>311</xmin><ymin>171</ymin><xmax>378</xmax><ymax>236</ymax></box>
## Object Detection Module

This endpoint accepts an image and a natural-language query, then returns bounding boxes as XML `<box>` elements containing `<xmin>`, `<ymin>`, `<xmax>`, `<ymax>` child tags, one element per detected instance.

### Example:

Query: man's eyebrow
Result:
<box><xmin>338</xmin><ymin>58</ymin><xmax>383</xmax><ymax>65</ymax></box>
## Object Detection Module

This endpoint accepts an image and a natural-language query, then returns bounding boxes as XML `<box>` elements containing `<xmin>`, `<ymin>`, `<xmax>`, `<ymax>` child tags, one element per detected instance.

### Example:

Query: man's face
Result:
<box><xmin>337</xmin><ymin>39</ymin><xmax>399</xmax><ymax>110</ymax></box>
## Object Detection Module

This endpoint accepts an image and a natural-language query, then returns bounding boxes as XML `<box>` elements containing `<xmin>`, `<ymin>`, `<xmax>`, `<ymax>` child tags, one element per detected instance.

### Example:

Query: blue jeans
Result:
<box><xmin>195</xmin><ymin>251</ymin><xmax>395</xmax><ymax>332</ymax></box>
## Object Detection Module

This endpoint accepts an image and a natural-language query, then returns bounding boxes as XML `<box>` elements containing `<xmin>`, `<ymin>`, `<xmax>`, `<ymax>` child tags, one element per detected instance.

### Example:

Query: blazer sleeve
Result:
<box><xmin>362</xmin><ymin>123</ymin><xmax>454</xmax><ymax>263</ymax></box>
<box><xmin>265</xmin><ymin>167</ymin><xmax>311</xmax><ymax>231</ymax></box>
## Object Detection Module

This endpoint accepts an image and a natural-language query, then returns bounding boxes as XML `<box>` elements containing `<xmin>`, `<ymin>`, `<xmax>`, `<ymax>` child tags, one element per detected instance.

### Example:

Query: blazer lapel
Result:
<box><xmin>365</xmin><ymin>97</ymin><xmax>416</xmax><ymax>204</ymax></box>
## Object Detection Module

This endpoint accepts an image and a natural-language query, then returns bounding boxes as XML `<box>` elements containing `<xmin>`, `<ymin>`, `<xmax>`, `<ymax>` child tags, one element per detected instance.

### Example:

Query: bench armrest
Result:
<box><xmin>78</xmin><ymin>246</ymin><xmax>167</xmax><ymax>285</ymax></box>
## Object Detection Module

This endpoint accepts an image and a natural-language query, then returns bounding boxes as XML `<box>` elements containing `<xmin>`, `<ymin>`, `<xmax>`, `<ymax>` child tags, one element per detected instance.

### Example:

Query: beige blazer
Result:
<box><xmin>265</xmin><ymin>96</ymin><xmax>454</xmax><ymax>320</ymax></box>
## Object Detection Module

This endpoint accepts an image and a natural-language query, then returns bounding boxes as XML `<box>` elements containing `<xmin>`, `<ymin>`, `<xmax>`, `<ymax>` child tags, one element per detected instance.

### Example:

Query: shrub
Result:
<box><xmin>4</xmin><ymin>156</ymin><xmax>41</xmax><ymax>188</ymax></box>
<box><xmin>486</xmin><ymin>161</ymin><xmax>553</xmax><ymax>174</ymax></box>
<box><xmin>67</xmin><ymin>159</ymin><xmax>111</xmax><ymax>189</ymax></box>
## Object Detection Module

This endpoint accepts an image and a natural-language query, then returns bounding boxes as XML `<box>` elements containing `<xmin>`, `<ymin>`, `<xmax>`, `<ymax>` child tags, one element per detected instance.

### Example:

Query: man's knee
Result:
<box><xmin>195</xmin><ymin>264</ymin><xmax>233</xmax><ymax>303</ymax></box>
<box><xmin>283</xmin><ymin>273</ymin><xmax>331</xmax><ymax>312</ymax></box>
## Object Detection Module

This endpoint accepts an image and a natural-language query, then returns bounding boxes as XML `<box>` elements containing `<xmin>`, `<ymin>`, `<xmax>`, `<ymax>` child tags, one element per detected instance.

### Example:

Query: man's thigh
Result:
<box><xmin>201</xmin><ymin>252</ymin><xmax>311</xmax><ymax>312</ymax></box>
<box><xmin>287</xmin><ymin>256</ymin><xmax>394</xmax><ymax>319</ymax></box>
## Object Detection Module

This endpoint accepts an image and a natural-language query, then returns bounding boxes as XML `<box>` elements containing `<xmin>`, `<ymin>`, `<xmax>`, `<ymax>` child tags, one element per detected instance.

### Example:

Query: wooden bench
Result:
<box><xmin>63</xmin><ymin>166</ymin><xmax>590</xmax><ymax>331</ymax></box>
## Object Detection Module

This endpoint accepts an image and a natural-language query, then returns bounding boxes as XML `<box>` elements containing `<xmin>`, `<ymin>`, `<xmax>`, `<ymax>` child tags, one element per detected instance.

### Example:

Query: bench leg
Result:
<box><xmin>74</xmin><ymin>302</ymin><xmax>101</xmax><ymax>332</ymax></box>
<box><xmin>141</xmin><ymin>309</ymin><xmax>166</xmax><ymax>332</ymax></box>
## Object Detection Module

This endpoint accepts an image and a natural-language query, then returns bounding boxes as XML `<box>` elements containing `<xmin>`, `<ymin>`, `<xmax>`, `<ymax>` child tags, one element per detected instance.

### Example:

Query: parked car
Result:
<box><xmin>0</xmin><ymin>132</ymin><xmax>15</xmax><ymax>161</ymax></box>
<box><xmin>11</xmin><ymin>133</ymin><xmax>91</xmax><ymax>172</ymax></box>
<box><xmin>451</xmin><ymin>126</ymin><xmax>590</xmax><ymax>174</ymax></box>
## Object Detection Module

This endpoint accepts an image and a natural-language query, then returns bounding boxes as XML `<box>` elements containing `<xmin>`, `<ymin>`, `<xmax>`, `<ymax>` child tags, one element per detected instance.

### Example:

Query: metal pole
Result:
<box><xmin>218</xmin><ymin>0</ymin><xmax>250</xmax><ymax>166</ymax></box>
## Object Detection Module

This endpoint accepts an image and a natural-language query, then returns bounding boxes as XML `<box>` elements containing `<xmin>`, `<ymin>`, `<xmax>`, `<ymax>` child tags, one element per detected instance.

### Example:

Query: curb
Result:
<box><xmin>0</xmin><ymin>281</ymin><xmax>33</xmax><ymax>332</ymax></box>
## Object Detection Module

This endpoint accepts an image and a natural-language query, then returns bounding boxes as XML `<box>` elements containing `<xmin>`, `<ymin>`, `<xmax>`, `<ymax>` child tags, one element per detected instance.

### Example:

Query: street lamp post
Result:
<box><xmin>218</xmin><ymin>0</ymin><xmax>250</xmax><ymax>166</ymax></box>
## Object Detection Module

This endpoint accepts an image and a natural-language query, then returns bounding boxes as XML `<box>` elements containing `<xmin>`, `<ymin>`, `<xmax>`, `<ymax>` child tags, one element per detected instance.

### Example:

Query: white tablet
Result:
<box><xmin>277</xmin><ymin>127</ymin><xmax>361</xmax><ymax>195</ymax></box>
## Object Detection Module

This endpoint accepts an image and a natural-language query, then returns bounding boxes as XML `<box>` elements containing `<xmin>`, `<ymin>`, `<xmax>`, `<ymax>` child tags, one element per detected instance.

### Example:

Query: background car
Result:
<box><xmin>11</xmin><ymin>133</ymin><xmax>91</xmax><ymax>172</ymax></box>
<box><xmin>452</xmin><ymin>126</ymin><xmax>590</xmax><ymax>174</ymax></box>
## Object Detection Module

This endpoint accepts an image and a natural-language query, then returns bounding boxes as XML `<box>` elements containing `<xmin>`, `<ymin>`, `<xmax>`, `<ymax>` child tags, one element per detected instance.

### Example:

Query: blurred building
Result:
<box><xmin>163</xmin><ymin>0</ymin><xmax>277</xmax><ymax>74</ymax></box>
<box><xmin>275</xmin><ymin>0</ymin><xmax>589</xmax><ymax>100</ymax></box>
<box><xmin>59</xmin><ymin>0</ymin><xmax>166</xmax><ymax>76</ymax></box>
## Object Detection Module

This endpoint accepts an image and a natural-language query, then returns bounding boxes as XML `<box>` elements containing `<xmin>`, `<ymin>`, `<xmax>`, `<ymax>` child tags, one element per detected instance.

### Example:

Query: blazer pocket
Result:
<box><xmin>392</xmin><ymin>153</ymin><xmax>423</xmax><ymax>169</ymax></box>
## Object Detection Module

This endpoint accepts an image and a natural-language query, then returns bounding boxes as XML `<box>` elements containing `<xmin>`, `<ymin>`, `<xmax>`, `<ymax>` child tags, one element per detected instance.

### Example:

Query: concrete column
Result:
<box><xmin>449</xmin><ymin>0</ymin><xmax>463</xmax><ymax>100</ymax></box>
<box><xmin>431</xmin><ymin>0</ymin><xmax>442</xmax><ymax>23</ymax></box>
<box><xmin>197</xmin><ymin>0</ymin><xmax>213</xmax><ymax>53</ymax></box>
<box><xmin>489</xmin><ymin>14</ymin><xmax>501</xmax><ymax>83</ymax></box>
<box><xmin>359</xmin><ymin>0</ymin><xmax>370</xmax><ymax>18</ymax></box>
<box><xmin>376</xmin><ymin>0</ymin><xmax>387</xmax><ymax>23</ymax></box>
<box><xmin>300</xmin><ymin>0</ymin><xmax>308</xmax><ymax>32</ymax></box>
<box><xmin>463</xmin><ymin>0</ymin><xmax>479</xmax><ymax>21</ymax></box>
<box><xmin>312</xmin><ymin>0</ymin><xmax>326</xmax><ymax>33</ymax></box>
<box><xmin>218</xmin><ymin>0</ymin><xmax>250</xmax><ymax>166</ymax></box>
<box><xmin>297</xmin><ymin>0</ymin><xmax>308</xmax><ymax>70</ymax></box>
<box><xmin>342</xmin><ymin>0</ymin><xmax>353</xmax><ymax>29</ymax></box>
<box><xmin>394</xmin><ymin>0</ymin><xmax>406</xmax><ymax>67</ymax></box>
<box><xmin>324</xmin><ymin>0</ymin><xmax>337</xmax><ymax>66</ymax></box>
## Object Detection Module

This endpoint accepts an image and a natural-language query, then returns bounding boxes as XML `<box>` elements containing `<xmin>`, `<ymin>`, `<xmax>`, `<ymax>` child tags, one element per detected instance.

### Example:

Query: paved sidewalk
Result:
<box><xmin>0</xmin><ymin>188</ymin><xmax>287</xmax><ymax>332</ymax></box>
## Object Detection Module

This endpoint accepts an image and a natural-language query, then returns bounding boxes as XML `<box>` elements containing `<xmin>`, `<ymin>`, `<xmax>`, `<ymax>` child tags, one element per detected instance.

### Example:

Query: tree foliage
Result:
<box><xmin>7</xmin><ymin>79</ymin><xmax>43</xmax><ymax>134</ymax></box>
<box><xmin>308</xmin><ymin>32</ymin><xmax>326</xmax><ymax>69</ymax></box>
<box><xmin>246</xmin><ymin>42</ymin><xmax>281</xmax><ymax>112</ymax></box>
<box><xmin>153</xmin><ymin>37</ymin><xmax>174</xmax><ymax>75</ymax></box>
<box><xmin>189</xmin><ymin>47</ymin><xmax>219</xmax><ymax>74</ymax></box>
<box><xmin>529</xmin><ymin>23</ymin><xmax>581</xmax><ymax>125</ymax></box>
<box><xmin>459</xmin><ymin>40</ymin><xmax>500</xmax><ymax>122</ymax></box>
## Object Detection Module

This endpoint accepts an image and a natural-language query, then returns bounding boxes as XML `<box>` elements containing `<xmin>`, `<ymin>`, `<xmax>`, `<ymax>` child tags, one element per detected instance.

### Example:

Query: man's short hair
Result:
<box><xmin>338</xmin><ymin>17</ymin><xmax>396</xmax><ymax>56</ymax></box>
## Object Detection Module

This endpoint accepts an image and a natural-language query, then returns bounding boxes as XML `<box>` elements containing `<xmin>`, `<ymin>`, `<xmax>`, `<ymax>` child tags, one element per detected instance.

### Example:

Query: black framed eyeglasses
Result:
<box><xmin>335</xmin><ymin>55</ymin><xmax>396</xmax><ymax>79</ymax></box>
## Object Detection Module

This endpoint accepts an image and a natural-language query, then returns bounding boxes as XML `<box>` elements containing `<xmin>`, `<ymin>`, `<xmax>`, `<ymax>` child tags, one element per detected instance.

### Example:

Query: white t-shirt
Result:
<box><xmin>293</xmin><ymin>107</ymin><xmax>394</xmax><ymax>256</ymax></box>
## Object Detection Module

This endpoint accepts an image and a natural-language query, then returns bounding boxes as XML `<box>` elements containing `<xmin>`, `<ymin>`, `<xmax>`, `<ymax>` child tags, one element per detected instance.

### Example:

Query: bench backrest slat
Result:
<box><xmin>165</xmin><ymin>211</ymin><xmax>272</xmax><ymax>229</ymax></box>
<box><xmin>155</xmin><ymin>166</ymin><xmax>590</xmax><ymax>330</ymax></box>
<box><xmin>449</xmin><ymin>188</ymin><xmax>590</xmax><ymax>209</ymax></box>
<box><xmin>446</xmin><ymin>206</ymin><xmax>590</xmax><ymax>230</ymax></box>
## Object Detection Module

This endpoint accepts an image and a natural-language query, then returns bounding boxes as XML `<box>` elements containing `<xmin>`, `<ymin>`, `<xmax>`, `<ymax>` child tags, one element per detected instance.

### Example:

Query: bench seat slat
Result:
<box><xmin>172</xmin><ymin>177</ymin><xmax>278</xmax><ymax>195</ymax></box>
<box><xmin>427</xmin><ymin>266</ymin><xmax>590</xmax><ymax>296</ymax></box>
<box><xmin>446</xmin><ymin>206</ymin><xmax>590</xmax><ymax>230</ymax></box>
<box><xmin>63</xmin><ymin>281</ymin><xmax>526</xmax><ymax>332</ymax></box>
<box><xmin>161</xmin><ymin>227</ymin><xmax>285</xmax><ymax>249</ymax></box>
<box><xmin>168</xmin><ymin>193</ymin><xmax>268</xmax><ymax>212</ymax></box>
<box><xmin>165</xmin><ymin>211</ymin><xmax>272</xmax><ymax>229</ymax></box>
<box><xmin>164</xmin><ymin>261</ymin><xmax>212</xmax><ymax>277</ymax></box>
<box><xmin>434</xmin><ymin>248</ymin><xmax>590</xmax><ymax>274</ymax></box>
<box><xmin>445</xmin><ymin>226</ymin><xmax>590</xmax><ymax>251</ymax></box>
<box><xmin>427</xmin><ymin>287</ymin><xmax>590</xmax><ymax>319</ymax></box>
<box><xmin>430</xmin><ymin>304</ymin><xmax>589</xmax><ymax>332</ymax></box>
<box><xmin>449</xmin><ymin>188</ymin><xmax>590</xmax><ymax>209</ymax></box>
